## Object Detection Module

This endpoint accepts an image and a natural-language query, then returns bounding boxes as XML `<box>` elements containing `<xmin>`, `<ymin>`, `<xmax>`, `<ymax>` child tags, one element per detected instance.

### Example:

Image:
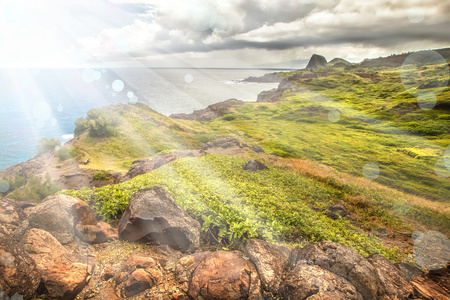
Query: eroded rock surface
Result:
<box><xmin>118</xmin><ymin>187</ymin><xmax>201</xmax><ymax>252</ymax></box>
<box><xmin>244</xmin><ymin>160</ymin><xmax>268</xmax><ymax>172</ymax></box>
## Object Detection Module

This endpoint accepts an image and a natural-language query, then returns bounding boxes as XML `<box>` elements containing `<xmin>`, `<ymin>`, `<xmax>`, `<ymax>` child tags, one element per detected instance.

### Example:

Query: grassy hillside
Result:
<box><xmin>57</xmin><ymin>54</ymin><xmax>450</xmax><ymax>261</ymax></box>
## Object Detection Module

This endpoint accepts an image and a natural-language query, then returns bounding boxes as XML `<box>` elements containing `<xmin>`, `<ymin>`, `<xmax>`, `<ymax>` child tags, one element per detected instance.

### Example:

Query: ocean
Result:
<box><xmin>0</xmin><ymin>68</ymin><xmax>284</xmax><ymax>170</ymax></box>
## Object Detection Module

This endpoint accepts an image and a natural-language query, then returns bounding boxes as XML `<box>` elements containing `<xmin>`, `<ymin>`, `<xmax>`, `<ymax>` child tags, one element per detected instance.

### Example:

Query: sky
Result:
<box><xmin>0</xmin><ymin>0</ymin><xmax>449</xmax><ymax>68</ymax></box>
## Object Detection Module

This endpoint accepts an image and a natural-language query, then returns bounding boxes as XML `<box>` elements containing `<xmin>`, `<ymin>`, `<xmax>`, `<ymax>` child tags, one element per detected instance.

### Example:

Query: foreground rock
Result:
<box><xmin>118</xmin><ymin>187</ymin><xmax>201</xmax><ymax>252</ymax></box>
<box><xmin>290</xmin><ymin>241</ymin><xmax>381</xmax><ymax>299</ymax></box>
<box><xmin>245</xmin><ymin>239</ymin><xmax>289</xmax><ymax>295</ymax></box>
<box><xmin>280</xmin><ymin>264</ymin><xmax>363</xmax><ymax>300</ymax></box>
<box><xmin>368</xmin><ymin>254</ymin><xmax>413</xmax><ymax>299</ymax></box>
<box><xmin>244</xmin><ymin>160</ymin><xmax>268</xmax><ymax>172</ymax></box>
<box><xmin>115</xmin><ymin>254</ymin><xmax>163</xmax><ymax>297</ymax></box>
<box><xmin>411</xmin><ymin>262</ymin><xmax>450</xmax><ymax>299</ymax></box>
<box><xmin>27</xmin><ymin>195</ymin><xmax>97</xmax><ymax>244</ymax></box>
<box><xmin>76</xmin><ymin>221</ymin><xmax>118</xmax><ymax>244</ymax></box>
<box><xmin>21</xmin><ymin>228</ymin><xmax>92</xmax><ymax>299</ymax></box>
<box><xmin>177</xmin><ymin>251</ymin><xmax>262</xmax><ymax>299</ymax></box>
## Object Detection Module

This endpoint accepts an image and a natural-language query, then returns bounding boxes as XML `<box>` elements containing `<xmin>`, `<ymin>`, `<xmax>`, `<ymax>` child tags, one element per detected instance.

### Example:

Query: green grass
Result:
<box><xmin>61</xmin><ymin>154</ymin><xmax>399</xmax><ymax>260</ymax></box>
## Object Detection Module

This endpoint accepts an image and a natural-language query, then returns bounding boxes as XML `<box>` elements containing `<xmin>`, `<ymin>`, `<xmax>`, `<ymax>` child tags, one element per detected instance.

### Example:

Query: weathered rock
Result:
<box><xmin>170</xmin><ymin>99</ymin><xmax>243</xmax><ymax>121</ymax></box>
<box><xmin>368</xmin><ymin>254</ymin><xmax>413</xmax><ymax>299</ymax></box>
<box><xmin>0</xmin><ymin>198</ymin><xmax>28</xmax><ymax>238</ymax></box>
<box><xmin>244</xmin><ymin>160</ymin><xmax>268</xmax><ymax>172</ymax></box>
<box><xmin>394</xmin><ymin>262</ymin><xmax>423</xmax><ymax>281</ymax></box>
<box><xmin>118</xmin><ymin>187</ymin><xmax>201</xmax><ymax>252</ymax></box>
<box><xmin>175</xmin><ymin>252</ymin><xmax>212</xmax><ymax>293</ymax></box>
<box><xmin>279</xmin><ymin>264</ymin><xmax>363</xmax><ymax>300</ymax></box>
<box><xmin>306</xmin><ymin>54</ymin><xmax>327</xmax><ymax>69</ymax></box>
<box><xmin>115</xmin><ymin>254</ymin><xmax>162</xmax><ymax>298</ymax></box>
<box><xmin>121</xmin><ymin>150</ymin><xmax>202</xmax><ymax>181</ymax></box>
<box><xmin>186</xmin><ymin>251</ymin><xmax>262</xmax><ymax>299</ymax></box>
<box><xmin>102</xmin><ymin>267</ymin><xmax>114</xmax><ymax>281</ymax></box>
<box><xmin>76</xmin><ymin>221</ymin><xmax>118</xmax><ymax>244</ymax></box>
<box><xmin>213</xmin><ymin>137</ymin><xmax>240</xmax><ymax>148</ymax></box>
<box><xmin>0</xmin><ymin>233</ymin><xmax>40</xmax><ymax>298</ymax></box>
<box><xmin>245</xmin><ymin>239</ymin><xmax>289</xmax><ymax>294</ymax></box>
<box><xmin>27</xmin><ymin>195</ymin><xmax>97</xmax><ymax>244</ymax></box>
<box><xmin>325</xmin><ymin>203</ymin><xmax>349</xmax><ymax>220</ymax></box>
<box><xmin>289</xmin><ymin>241</ymin><xmax>381</xmax><ymax>300</ymax></box>
<box><xmin>411</xmin><ymin>262</ymin><xmax>450</xmax><ymax>299</ymax></box>
<box><xmin>21</xmin><ymin>228</ymin><xmax>91</xmax><ymax>300</ymax></box>
<box><xmin>251</xmin><ymin>145</ymin><xmax>265</xmax><ymax>153</ymax></box>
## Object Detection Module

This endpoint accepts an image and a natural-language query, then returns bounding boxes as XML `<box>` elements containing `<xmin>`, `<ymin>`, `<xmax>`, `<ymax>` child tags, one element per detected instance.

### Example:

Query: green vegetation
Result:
<box><xmin>36</xmin><ymin>137</ymin><xmax>61</xmax><ymax>155</ymax></box>
<box><xmin>93</xmin><ymin>171</ymin><xmax>112</xmax><ymax>181</ymax></box>
<box><xmin>7</xmin><ymin>173</ymin><xmax>59</xmax><ymax>201</ymax></box>
<box><xmin>57</xmin><ymin>147</ymin><xmax>77</xmax><ymax>161</ymax></box>
<box><xmin>75</xmin><ymin>108</ymin><xmax>121</xmax><ymax>137</ymax></box>
<box><xmin>62</xmin><ymin>154</ymin><xmax>399</xmax><ymax>259</ymax></box>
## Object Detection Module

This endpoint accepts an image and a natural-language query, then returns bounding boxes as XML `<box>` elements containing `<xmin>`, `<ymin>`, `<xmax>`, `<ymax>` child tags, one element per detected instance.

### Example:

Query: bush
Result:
<box><xmin>75</xmin><ymin>108</ymin><xmax>121</xmax><ymax>138</ymax></box>
<box><xmin>93</xmin><ymin>171</ymin><xmax>112</xmax><ymax>181</ymax></box>
<box><xmin>57</xmin><ymin>147</ymin><xmax>77</xmax><ymax>161</ymax></box>
<box><xmin>7</xmin><ymin>173</ymin><xmax>60</xmax><ymax>201</ymax></box>
<box><xmin>36</xmin><ymin>138</ymin><xmax>61</xmax><ymax>155</ymax></box>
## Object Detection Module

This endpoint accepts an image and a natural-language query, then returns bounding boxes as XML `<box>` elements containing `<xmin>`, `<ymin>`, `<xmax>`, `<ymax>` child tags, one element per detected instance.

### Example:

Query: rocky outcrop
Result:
<box><xmin>121</xmin><ymin>150</ymin><xmax>202</xmax><ymax>182</ymax></box>
<box><xmin>251</xmin><ymin>145</ymin><xmax>265</xmax><ymax>153</ymax></box>
<box><xmin>411</xmin><ymin>262</ymin><xmax>450</xmax><ymax>299</ymax></box>
<box><xmin>289</xmin><ymin>241</ymin><xmax>382</xmax><ymax>299</ymax></box>
<box><xmin>306</xmin><ymin>54</ymin><xmax>328</xmax><ymax>69</ymax></box>
<box><xmin>170</xmin><ymin>99</ymin><xmax>243</xmax><ymax>121</ymax></box>
<box><xmin>242</xmin><ymin>73</ymin><xmax>282</xmax><ymax>83</ymax></box>
<box><xmin>244</xmin><ymin>160</ymin><xmax>268</xmax><ymax>172</ymax></box>
<box><xmin>280</xmin><ymin>264</ymin><xmax>363</xmax><ymax>300</ymax></box>
<box><xmin>177</xmin><ymin>251</ymin><xmax>262</xmax><ymax>299</ymax></box>
<box><xmin>245</xmin><ymin>239</ymin><xmax>290</xmax><ymax>295</ymax></box>
<box><xmin>21</xmin><ymin>228</ymin><xmax>92</xmax><ymax>299</ymax></box>
<box><xmin>368</xmin><ymin>254</ymin><xmax>413</xmax><ymax>299</ymax></box>
<box><xmin>118</xmin><ymin>187</ymin><xmax>201</xmax><ymax>252</ymax></box>
<box><xmin>27</xmin><ymin>195</ymin><xmax>97</xmax><ymax>244</ymax></box>
<box><xmin>0</xmin><ymin>231</ymin><xmax>41</xmax><ymax>298</ymax></box>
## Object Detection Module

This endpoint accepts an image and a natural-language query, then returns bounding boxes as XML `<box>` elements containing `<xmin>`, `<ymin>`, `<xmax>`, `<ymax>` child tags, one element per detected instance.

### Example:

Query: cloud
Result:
<box><xmin>75</xmin><ymin>0</ymin><xmax>450</xmax><ymax>66</ymax></box>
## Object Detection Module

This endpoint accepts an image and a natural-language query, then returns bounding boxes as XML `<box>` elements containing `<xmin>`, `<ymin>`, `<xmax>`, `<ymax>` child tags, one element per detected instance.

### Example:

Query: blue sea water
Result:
<box><xmin>0</xmin><ymin>68</ymin><xmax>283</xmax><ymax>170</ymax></box>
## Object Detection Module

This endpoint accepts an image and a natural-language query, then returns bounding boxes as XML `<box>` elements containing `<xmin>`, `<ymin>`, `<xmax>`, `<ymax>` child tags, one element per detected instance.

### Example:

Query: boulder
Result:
<box><xmin>244</xmin><ymin>160</ymin><xmax>268</xmax><ymax>172</ymax></box>
<box><xmin>368</xmin><ymin>254</ymin><xmax>413</xmax><ymax>299</ymax></box>
<box><xmin>306</xmin><ymin>54</ymin><xmax>327</xmax><ymax>69</ymax></box>
<box><xmin>0</xmin><ymin>198</ymin><xmax>28</xmax><ymax>239</ymax></box>
<box><xmin>0</xmin><ymin>233</ymin><xmax>40</xmax><ymax>298</ymax></box>
<box><xmin>289</xmin><ymin>241</ymin><xmax>381</xmax><ymax>300</ymax></box>
<box><xmin>213</xmin><ymin>137</ymin><xmax>240</xmax><ymax>148</ymax></box>
<box><xmin>21</xmin><ymin>228</ymin><xmax>92</xmax><ymax>300</ymax></box>
<box><xmin>279</xmin><ymin>264</ymin><xmax>363</xmax><ymax>300</ymax></box>
<box><xmin>251</xmin><ymin>145</ymin><xmax>265</xmax><ymax>153</ymax></box>
<box><xmin>118</xmin><ymin>187</ymin><xmax>201</xmax><ymax>252</ymax></box>
<box><xmin>115</xmin><ymin>254</ymin><xmax>162</xmax><ymax>298</ymax></box>
<box><xmin>245</xmin><ymin>239</ymin><xmax>289</xmax><ymax>294</ymax></box>
<box><xmin>27</xmin><ymin>195</ymin><xmax>97</xmax><ymax>244</ymax></box>
<box><xmin>184</xmin><ymin>251</ymin><xmax>262</xmax><ymax>299</ymax></box>
<box><xmin>325</xmin><ymin>203</ymin><xmax>350</xmax><ymax>220</ymax></box>
<box><xmin>75</xmin><ymin>221</ymin><xmax>118</xmax><ymax>244</ymax></box>
<box><xmin>175</xmin><ymin>252</ymin><xmax>212</xmax><ymax>293</ymax></box>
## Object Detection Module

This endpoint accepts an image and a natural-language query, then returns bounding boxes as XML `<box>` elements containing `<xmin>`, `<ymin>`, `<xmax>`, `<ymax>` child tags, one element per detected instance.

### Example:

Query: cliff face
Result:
<box><xmin>306</xmin><ymin>54</ymin><xmax>327</xmax><ymax>69</ymax></box>
<box><xmin>170</xmin><ymin>98</ymin><xmax>243</xmax><ymax>121</ymax></box>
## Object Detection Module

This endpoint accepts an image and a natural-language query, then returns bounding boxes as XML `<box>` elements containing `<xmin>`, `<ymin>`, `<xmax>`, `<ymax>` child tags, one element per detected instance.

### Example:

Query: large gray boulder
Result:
<box><xmin>289</xmin><ymin>241</ymin><xmax>382</xmax><ymax>300</ymax></box>
<box><xmin>118</xmin><ymin>187</ymin><xmax>200</xmax><ymax>252</ymax></box>
<box><xmin>27</xmin><ymin>195</ymin><xmax>97</xmax><ymax>244</ymax></box>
